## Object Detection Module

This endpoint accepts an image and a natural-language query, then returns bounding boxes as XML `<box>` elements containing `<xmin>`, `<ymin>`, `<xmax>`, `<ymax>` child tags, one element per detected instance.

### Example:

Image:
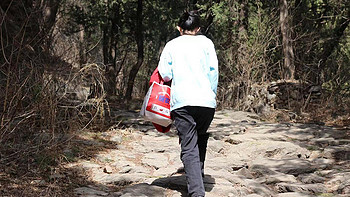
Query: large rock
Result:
<box><xmin>257</xmin><ymin>172</ymin><xmax>298</xmax><ymax>184</ymax></box>
<box><xmin>326</xmin><ymin>172</ymin><xmax>350</xmax><ymax>194</ymax></box>
<box><xmin>276</xmin><ymin>192</ymin><xmax>311</xmax><ymax>197</ymax></box>
<box><xmin>92</xmin><ymin>173</ymin><xmax>144</xmax><ymax>185</ymax></box>
<box><xmin>74</xmin><ymin>187</ymin><xmax>108</xmax><ymax>196</ymax></box>
<box><xmin>297</xmin><ymin>173</ymin><xmax>326</xmax><ymax>184</ymax></box>
<box><xmin>250</xmin><ymin>158</ymin><xmax>316</xmax><ymax>176</ymax></box>
<box><xmin>141</xmin><ymin>152</ymin><xmax>169</xmax><ymax>170</ymax></box>
<box><xmin>276</xmin><ymin>182</ymin><xmax>327</xmax><ymax>194</ymax></box>
<box><xmin>115</xmin><ymin>183</ymin><xmax>167</xmax><ymax>197</ymax></box>
<box><xmin>227</xmin><ymin>140</ymin><xmax>311</xmax><ymax>161</ymax></box>
<box><xmin>322</xmin><ymin>145</ymin><xmax>350</xmax><ymax>161</ymax></box>
<box><xmin>69</xmin><ymin>109</ymin><xmax>349</xmax><ymax>197</ymax></box>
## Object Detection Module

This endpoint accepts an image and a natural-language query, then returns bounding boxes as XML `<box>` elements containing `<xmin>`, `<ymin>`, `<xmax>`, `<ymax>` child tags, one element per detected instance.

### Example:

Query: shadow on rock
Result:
<box><xmin>151</xmin><ymin>174</ymin><xmax>215</xmax><ymax>196</ymax></box>
<box><xmin>203</xmin><ymin>174</ymin><xmax>216</xmax><ymax>192</ymax></box>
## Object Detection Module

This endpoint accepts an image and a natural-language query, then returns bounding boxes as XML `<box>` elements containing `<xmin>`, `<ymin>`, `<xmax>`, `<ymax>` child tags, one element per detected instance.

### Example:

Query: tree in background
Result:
<box><xmin>125</xmin><ymin>0</ymin><xmax>144</xmax><ymax>100</ymax></box>
<box><xmin>291</xmin><ymin>0</ymin><xmax>350</xmax><ymax>94</ymax></box>
<box><xmin>65</xmin><ymin>0</ymin><xmax>187</xmax><ymax>99</ymax></box>
<box><xmin>280</xmin><ymin>0</ymin><xmax>295</xmax><ymax>80</ymax></box>
<box><xmin>12</xmin><ymin>0</ymin><xmax>348</xmax><ymax>110</ymax></box>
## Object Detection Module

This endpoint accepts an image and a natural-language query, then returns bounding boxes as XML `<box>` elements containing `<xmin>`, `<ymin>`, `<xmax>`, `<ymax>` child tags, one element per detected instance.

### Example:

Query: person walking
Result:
<box><xmin>158</xmin><ymin>10</ymin><xmax>219</xmax><ymax>197</ymax></box>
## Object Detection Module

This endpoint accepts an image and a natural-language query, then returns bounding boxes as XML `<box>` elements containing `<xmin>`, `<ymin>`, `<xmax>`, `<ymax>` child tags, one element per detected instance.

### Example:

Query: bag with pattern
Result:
<box><xmin>140</xmin><ymin>81</ymin><xmax>172</xmax><ymax>128</ymax></box>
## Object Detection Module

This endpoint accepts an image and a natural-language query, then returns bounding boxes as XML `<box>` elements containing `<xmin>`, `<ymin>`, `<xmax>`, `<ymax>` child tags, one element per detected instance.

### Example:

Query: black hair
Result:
<box><xmin>178</xmin><ymin>10</ymin><xmax>200</xmax><ymax>31</ymax></box>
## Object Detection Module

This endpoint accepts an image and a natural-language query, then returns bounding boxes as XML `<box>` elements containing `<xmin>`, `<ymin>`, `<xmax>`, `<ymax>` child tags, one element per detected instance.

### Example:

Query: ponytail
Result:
<box><xmin>178</xmin><ymin>10</ymin><xmax>200</xmax><ymax>31</ymax></box>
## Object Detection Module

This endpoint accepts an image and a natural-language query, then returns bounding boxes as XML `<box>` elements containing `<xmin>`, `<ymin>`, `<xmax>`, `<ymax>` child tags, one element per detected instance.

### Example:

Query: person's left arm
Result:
<box><xmin>158</xmin><ymin>45</ymin><xmax>173</xmax><ymax>82</ymax></box>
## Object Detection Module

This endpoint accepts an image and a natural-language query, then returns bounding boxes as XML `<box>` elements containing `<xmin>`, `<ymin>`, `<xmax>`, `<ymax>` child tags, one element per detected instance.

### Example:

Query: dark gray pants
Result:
<box><xmin>171</xmin><ymin>106</ymin><xmax>215</xmax><ymax>197</ymax></box>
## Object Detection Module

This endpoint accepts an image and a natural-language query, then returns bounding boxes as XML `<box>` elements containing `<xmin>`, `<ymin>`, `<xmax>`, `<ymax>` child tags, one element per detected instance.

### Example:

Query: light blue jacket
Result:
<box><xmin>158</xmin><ymin>35</ymin><xmax>218</xmax><ymax>111</ymax></box>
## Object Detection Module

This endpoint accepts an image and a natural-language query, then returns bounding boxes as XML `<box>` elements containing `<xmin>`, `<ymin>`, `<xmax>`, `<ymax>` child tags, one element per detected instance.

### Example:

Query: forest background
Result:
<box><xmin>0</xmin><ymin>0</ymin><xmax>349</xmax><ymax>195</ymax></box>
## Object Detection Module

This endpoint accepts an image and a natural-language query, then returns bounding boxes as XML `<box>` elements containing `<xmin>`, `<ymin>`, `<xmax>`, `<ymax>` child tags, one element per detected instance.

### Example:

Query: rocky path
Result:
<box><xmin>70</xmin><ymin>110</ymin><xmax>350</xmax><ymax>197</ymax></box>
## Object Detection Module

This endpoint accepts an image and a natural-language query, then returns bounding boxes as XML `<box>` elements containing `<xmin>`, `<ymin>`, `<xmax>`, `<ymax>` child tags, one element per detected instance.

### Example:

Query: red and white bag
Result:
<box><xmin>140</xmin><ymin>81</ymin><xmax>172</xmax><ymax>127</ymax></box>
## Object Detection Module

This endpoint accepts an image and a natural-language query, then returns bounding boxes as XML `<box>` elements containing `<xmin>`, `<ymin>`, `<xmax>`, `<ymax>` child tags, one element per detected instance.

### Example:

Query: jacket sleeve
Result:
<box><xmin>208</xmin><ymin>42</ymin><xmax>218</xmax><ymax>94</ymax></box>
<box><xmin>158</xmin><ymin>44</ymin><xmax>173</xmax><ymax>82</ymax></box>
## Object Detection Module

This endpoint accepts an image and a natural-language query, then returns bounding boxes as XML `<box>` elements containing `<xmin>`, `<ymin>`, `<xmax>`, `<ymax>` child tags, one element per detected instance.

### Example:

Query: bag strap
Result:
<box><xmin>149</xmin><ymin>67</ymin><xmax>164</xmax><ymax>86</ymax></box>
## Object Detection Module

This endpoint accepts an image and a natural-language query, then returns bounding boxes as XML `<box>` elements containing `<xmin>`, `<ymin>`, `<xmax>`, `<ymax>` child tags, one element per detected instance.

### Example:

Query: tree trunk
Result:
<box><xmin>125</xmin><ymin>0</ymin><xmax>144</xmax><ymax>100</ymax></box>
<box><xmin>239</xmin><ymin>0</ymin><xmax>248</xmax><ymax>36</ymax></box>
<box><xmin>42</xmin><ymin>0</ymin><xmax>61</xmax><ymax>31</ymax></box>
<box><xmin>102</xmin><ymin>23</ymin><xmax>117</xmax><ymax>97</ymax></box>
<box><xmin>237</xmin><ymin>0</ymin><xmax>249</xmax><ymax>110</ymax></box>
<box><xmin>102</xmin><ymin>1</ymin><xmax>121</xmax><ymax>97</ymax></box>
<box><xmin>280</xmin><ymin>0</ymin><xmax>295</xmax><ymax>80</ymax></box>
<box><xmin>79</xmin><ymin>25</ymin><xmax>87</xmax><ymax>66</ymax></box>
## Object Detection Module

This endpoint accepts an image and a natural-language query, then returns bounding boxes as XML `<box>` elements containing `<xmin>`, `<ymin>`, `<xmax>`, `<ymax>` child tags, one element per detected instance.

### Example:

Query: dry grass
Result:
<box><xmin>260</xmin><ymin>92</ymin><xmax>350</xmax><ymax>129</ymax></box>
<box><xmin>305</xmin><ymin>96</ymin><xmax>350</xmax><ymax>128</ymax></box>
<box><xmin>0</xmin><ymin>61</ymin><xmax>110</xmax><ymax>196</ymax></box>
